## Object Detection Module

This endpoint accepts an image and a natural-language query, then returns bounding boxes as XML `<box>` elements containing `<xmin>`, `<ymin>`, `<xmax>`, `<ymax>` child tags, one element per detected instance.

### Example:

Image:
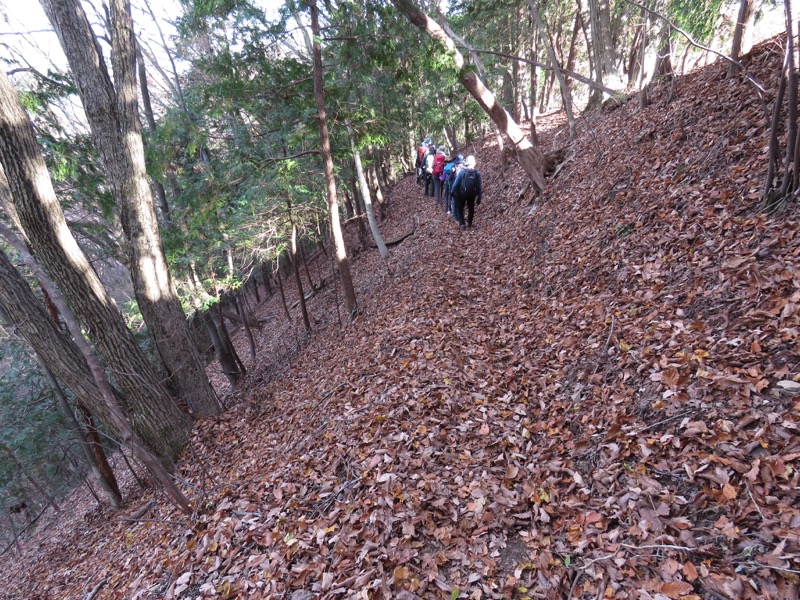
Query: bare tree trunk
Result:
<box><xmin>0</xmin><ymin>72</ymin><xmax>192</xmax><ymax>468</ymax></box>
<box><xmin>202</xmin><ymin>310</ymin><xmax>240</xmax><ymax>387</ymax></box>
<box><xmin>310</xmin><ymin>0</ymin><xmax>358</xmax><ymax>318</ymax></box>
<box><xmin>287</xmin><ymin>195</ymin><xmax>311</xmax><ymax>332</ymax></box>
<box><xmin>42</xmin><ymin>363</ymin><xmax>122</xmax><ymax>508</ymax></box>
<box><xmin>136</xmin><ymin>43</ymin><xmax>170</xmax><ymax>222</ymax></box>
<box><xmin>728</xmin><ymin>0</ymin><xmax>755</xmax><ymax>77</ymax></box>
<box><xmin>300</xmin><ymin>246</ymin><xmax>315</xmax><ymax>293</ymax></box>
<box><xmin>277</xmin><ymin>268</ymin><xmax>292</xmax><ymax>323</ymax></box>
<box><xmin>529</xmin><ymin>0</ymin><xmax>575</xmax><ymax>137</ymax></box>
<box><xmin>233</xmin><ymin>293</ymin><xmax>256</xmax><ymax>361</ymax></box>
<box><xmin>40</xmin><ymin>0</ymin><xmax>220</xmax><ymax>417</ymax></box>
<box><xmin>346</xmin><ymin>122</ymin><xmax>389</xmax><ymax>259</ymax></box>
<box><xmin>262</xmin><ymin>263</ymin><xmax>273</xmax><ymax>297</ymax></box>
<box><xmin>392</xmin><ymin>0</ymin><xmax>547</xmax><ymax>191</ymax></box>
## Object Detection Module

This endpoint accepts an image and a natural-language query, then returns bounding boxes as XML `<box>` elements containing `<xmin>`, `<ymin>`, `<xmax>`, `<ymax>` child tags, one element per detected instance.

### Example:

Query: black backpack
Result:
<box><xmin>460</xmin><ymin>168</ymin><xmax>479</xmax><ymax>197</ymax></box>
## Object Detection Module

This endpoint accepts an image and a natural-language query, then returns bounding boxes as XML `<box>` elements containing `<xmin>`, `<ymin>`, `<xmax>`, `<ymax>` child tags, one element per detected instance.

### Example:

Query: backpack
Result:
<box><xmin>433</xmin><ymin>154</ymin><xmax>446</xmax><ymax>175</ymax></box>
<box><xmin>460</xmin><ymin>168</ymin><xmax>479</xmax><ymax>197</ymax></box>
<box><xmin>448</xmin><ymin>164</ymin><xmax>460</xmax><ymax>184</ymax></box>
<box><xmin>417</xmin><ymin>146</ymin><xmax>426</xmax><ymax>164</ymax></box>
<box><xmin>442</xmin><ymin>162</ymin><xmax>455</xmax><ymax>183</ymax></box>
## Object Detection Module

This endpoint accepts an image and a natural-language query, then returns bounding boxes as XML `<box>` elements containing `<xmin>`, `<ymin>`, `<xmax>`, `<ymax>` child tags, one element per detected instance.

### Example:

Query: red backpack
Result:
<box><xmin>417</xmin><ymin>145</ymin><xmax>426</xmax><ymax>164</ymax></box>
<box><xmin>433</xmin><ymin>153</ymin><xmax>446</xmax><ymax>175</ymax></box>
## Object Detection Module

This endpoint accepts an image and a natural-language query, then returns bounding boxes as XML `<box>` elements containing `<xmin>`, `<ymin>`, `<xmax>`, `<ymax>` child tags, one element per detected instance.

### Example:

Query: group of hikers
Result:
<box><xmin>414</xmin><ymin>138</ymin><xmax>483</xmax><ymax>231</ymax></box>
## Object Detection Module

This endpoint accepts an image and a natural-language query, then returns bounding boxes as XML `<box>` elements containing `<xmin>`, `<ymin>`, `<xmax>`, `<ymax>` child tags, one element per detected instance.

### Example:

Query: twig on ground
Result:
<box><xmin>84</xmin><ymin>578</ymin><xmax>108</xmax><ymax>600</ymax></box>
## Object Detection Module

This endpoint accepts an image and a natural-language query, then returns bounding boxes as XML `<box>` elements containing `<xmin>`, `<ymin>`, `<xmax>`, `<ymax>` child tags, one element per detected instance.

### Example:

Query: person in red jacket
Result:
<box><xmin>415</xmin><ymin>141</ymin><xmax>427</xmax><ymax>185</ymax></box>
<box><xmin>432</xmin><ymin>146</ymin><xmax>447</xmax><ymax>208</ymax></box>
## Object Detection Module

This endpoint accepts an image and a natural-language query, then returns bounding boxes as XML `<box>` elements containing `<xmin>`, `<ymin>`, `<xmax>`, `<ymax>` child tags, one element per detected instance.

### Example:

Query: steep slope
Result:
<box><xmin>1</xmin><ymin>36</ymin><xmax>798</xmax><ymax>600</ymax></box>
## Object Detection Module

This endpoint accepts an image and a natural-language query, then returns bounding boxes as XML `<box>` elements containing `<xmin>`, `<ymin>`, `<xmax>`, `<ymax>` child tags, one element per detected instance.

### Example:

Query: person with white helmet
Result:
<box><xmin>451</xmin><ymin>154</ymin><xmax>483</xmax><ymax>230</ymax></box>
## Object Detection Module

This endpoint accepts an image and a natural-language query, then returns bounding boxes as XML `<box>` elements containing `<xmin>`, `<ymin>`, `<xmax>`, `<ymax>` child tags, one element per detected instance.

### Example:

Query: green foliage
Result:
<box><xmin>667</xmin><ymin>0</ymin><xmax>724</xmax><ymax>42</ymax></box>
<box><xmin>0</xmin><ymin>331</ymin><xmax>73</xmax><ymax>513</ymax></box>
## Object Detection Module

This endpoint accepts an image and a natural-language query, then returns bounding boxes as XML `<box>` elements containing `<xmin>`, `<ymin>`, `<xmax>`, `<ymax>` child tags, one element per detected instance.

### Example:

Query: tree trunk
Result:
<box><xmin>40</xmin><ymin>0</ymin><xmax>220</xmax><ymax>417</ymax></box>
<box><xmin>136</xmin><ymin>43</ymin><xmax>170</xmax><ymax>222</ymax></box>
<box><xmin>300</xmin><ymin>246</ymin><xmax>315</xmax><ymax>293</ymax></box>
<box><xmin>728</xmin><ymin>0</ymin><xmax>755</xmax><ymax>77</ymax></box>
<box><xmin>202</xmin><ymin>310</ymin><xmax>240</xmax><ymax>386</ymax></box>
<box><xmin>77</xmin><ymin>405</ymin><xmax>122</xmax><ymax>505</ymax></box>
<box><xmin>287</xmin><ymin>195</ymin><xmax>311</xmax><ymax>332</ymax></box>
<box><xmin>233</xmin><ymin>293</ymin><xmax>257</xmax><ymax>361</ymax></box>
<box><xmin>392</xmin><ymin>0</ymin><xmax>547</xmax><ymax>192</ymax></box>
<box><xmin>310</xmin><ymin>0</ymin><xmax>358</xmax><ymax>318</ymax></box>
<box><xmin>43</xmin><ymin>365</ymin><xmax>122</xmax><ymax>508</ymax></box>
<box><xmin>529</xmin><ymin>0</ymin><xmax>575</xmax><ymax>137</ymax></box>
<box><xmin>346</xmin><ymin>123</ymin><xmax>389</xmax><ymax>259</ymax></box>
<box><xmin>0</xmin><ymin>238</ymin><xmax>190</xmax><ymax>514</ymax></box>
<box><xmin>0</xmin><ymin>73</ymin><xmax>191</xmax><ymax>468</ymax></box>
<box><xmin>276</xmin><ymin>268</ymin><xmax>292</xmax><ymax>323</ymax></box>
<box><xmin>652</xmin><ymin>23</ymin><xmax>673</xmax><ymax>78</ymax></box>
<box><xmin>261</xmin><ymin>262</ymin><xmax>273</xmax><ymax>297</ymax></box>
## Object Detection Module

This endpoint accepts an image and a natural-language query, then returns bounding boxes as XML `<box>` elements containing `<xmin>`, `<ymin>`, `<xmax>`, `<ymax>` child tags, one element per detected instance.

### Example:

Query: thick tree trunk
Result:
<box><xmin>0</xmin><ymin>71</ymin><xmax>191</xmax><ymax>468</ymax></box>
<box><xmin>310</xmin><ymin>0</ymin><xmax>358</xmax><ymax>318</ymax></box>
<box><xmin>40</xmin><ymin>0</ymin><xmax>220</xmax><ymax>417</ymax></box>
<box><xmin>347</xmin><ymin>123</ymin><xmax>389</xmax><ymax>259</ymax></box>
<box><xmin>392</xmin><ymin>0</ymin><xmax>547</xmax><ymax>191</ymax></box>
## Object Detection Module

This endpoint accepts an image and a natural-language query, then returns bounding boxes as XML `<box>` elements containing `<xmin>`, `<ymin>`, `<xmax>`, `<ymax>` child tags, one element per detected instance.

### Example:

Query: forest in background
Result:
<box><xmin>0</xmin><ymin>0</ymin><xmax>797</xmax><ymax>593</ymax></box>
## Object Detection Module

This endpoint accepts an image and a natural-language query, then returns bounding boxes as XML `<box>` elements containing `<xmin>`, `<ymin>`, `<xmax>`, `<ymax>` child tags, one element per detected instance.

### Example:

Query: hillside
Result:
<box><xmin>1</xmin><ymin>36</ymin><xmax>799</xmax><ymax>600</ymax></box>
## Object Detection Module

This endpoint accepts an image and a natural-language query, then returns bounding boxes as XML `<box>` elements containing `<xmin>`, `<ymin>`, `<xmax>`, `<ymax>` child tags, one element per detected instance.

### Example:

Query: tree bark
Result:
<box><xmin>0</xmin><ymin>69</ymin><xmax>192</xmax><ymax>468</ymax></box>
<box><xmin>392</xmin><ymin>0</ymin><xmax>547</xmax><ymax>191</ymax></box>
<box><xmin>529</xmin><ymin>0</ymin><xmax>575</xmax><ymax>137</ymax></box>
<box><xmin>310</xmin><ymin>0</ymin><xmax>358</xmax><ymax>318</ymax></box>
<box><xmin>43</xmin><ymin>365</ymin><xmax>122</xmax><ymax>508</ymax></box>
<box><xmin>276</xmin><ymin>268</ymin><xmax>292</xmax><ymax>323</ymax></box>
<box><xmin>136</xmin><ymin>43</ymin><xmax>170</xmax><ymax>222</ymax></box>
<box><xmin>347</xmin><ymin>123</ymin><xmax>388</xmax><ymax>259</ymax></box>
<box><xmin>728</xmin><ymin>0</ymin><xmax>755</xmax><ymax>77</ymax></box>
<box><xmin>202</xmin><ymin>310</ymin><xmax>240</xmax><ymax>387</ymax></box>
<box><xmin>287</xmin><ymin>194</ymin><xmax>311</xmax><ymax>332</ymax></box>
<box><xmin>39</xmin><ymin>0</ymin><xmax>220</xmax><ymax>417</ymax></box>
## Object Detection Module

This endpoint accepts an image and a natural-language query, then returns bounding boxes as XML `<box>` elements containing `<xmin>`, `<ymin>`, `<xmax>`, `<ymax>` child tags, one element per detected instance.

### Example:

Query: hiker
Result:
<box><xmin>415</xmin><ymin>141</ymin><xmax>427</xmax><ymax>185</ymax></box>
<box><xmin>424</xmin><ymin>144</ymin><xmax>437</xmax><ymax>197</ymax></box>
<box><xmin>451</xmin><ymin>155</ymin><xmax>483</xmax><ymax>230</ymax></box>
<box><xmin>432</xmin><ymin>146</ymin><xmax>447</xmax><ymax>208</ymax></box>
<box><xmin>442</xmin><ymin>154</ymin><xmax>463</xmax><ymax>216</ymax></box>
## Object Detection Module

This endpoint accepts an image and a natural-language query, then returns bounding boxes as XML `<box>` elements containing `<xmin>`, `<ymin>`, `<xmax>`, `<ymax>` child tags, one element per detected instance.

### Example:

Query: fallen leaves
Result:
<box><xmin>2</xmin><ymin>33</ymin><xmax>800</xmax><ymax>600</ymax></box>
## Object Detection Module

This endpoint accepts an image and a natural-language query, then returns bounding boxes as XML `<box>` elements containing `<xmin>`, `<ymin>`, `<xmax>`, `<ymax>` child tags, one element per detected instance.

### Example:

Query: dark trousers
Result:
<box><xmin>425</xmin><ymin>173</ymin><xmax>434</xmax><ymax>196</ymax></box>
<box><xmin>454</xmin><ymin>194</ymin><xmax>475</xmax><ymax>227</ymax></box>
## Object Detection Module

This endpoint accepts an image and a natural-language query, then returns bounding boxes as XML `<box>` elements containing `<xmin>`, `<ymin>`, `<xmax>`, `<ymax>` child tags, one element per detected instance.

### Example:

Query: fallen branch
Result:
<box><xmin>384</xmin><ymin>226</ymin><xmax>416</xmax><ymax>248</ymax></box>
<box><xmin>220</xmin><ymin>309</ymin><xmax>264</xmax><ymax>329</ymax></box>
<box><xmin>85</xmin><ymin>578</ymin><xmax>107</xmax><ymax>600</ymax></box>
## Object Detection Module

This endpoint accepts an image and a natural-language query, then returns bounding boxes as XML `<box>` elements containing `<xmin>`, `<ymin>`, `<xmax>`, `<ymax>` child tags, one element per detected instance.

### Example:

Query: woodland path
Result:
<box><xmin>3</xmin><ymin>40</ymin><xmax>799</xmax><ymax>598</ymax></box>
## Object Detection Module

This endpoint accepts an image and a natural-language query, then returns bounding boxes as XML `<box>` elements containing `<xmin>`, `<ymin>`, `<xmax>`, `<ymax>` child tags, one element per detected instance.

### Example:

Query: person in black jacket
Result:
<box><xmin>451</xmin><ymin>155</ymin><xmax>483</xmax><ymax>230</ymax></box>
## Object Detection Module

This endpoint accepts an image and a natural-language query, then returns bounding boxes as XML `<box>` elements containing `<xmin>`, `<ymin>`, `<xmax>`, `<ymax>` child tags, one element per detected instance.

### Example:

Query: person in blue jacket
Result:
<box><xmin>442</xmin><ymin>154</ymin><xmax>463</xmax><ymax>216</ymax></box>
<box><xmin>451</xmin><ymin>155</ymin><xmax>483</xmax><ymax>230</ymax></box>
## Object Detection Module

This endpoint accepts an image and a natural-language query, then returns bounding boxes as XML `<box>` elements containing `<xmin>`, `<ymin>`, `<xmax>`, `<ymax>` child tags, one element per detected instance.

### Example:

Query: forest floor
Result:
<box><xmin>2</xmin><ymin>35</ymin><xmax>800</xmax><ymax>600</ymax></box>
